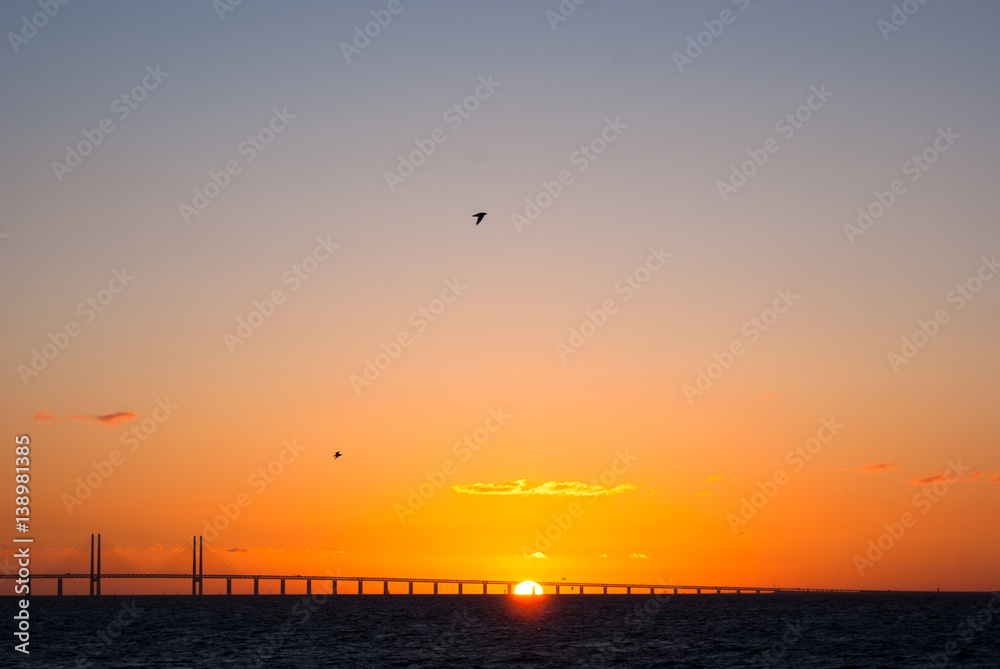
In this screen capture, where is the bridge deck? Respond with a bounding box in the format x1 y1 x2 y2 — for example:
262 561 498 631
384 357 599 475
0 573 861 593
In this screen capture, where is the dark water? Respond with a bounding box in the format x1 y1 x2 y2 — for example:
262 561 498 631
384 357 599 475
9 592 1000 668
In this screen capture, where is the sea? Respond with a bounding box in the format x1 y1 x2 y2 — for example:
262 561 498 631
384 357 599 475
9 592 1000 668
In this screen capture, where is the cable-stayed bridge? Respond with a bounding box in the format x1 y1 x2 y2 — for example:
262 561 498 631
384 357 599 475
1 534 865 596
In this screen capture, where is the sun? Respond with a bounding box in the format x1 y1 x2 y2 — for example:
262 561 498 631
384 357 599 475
513 580 544 595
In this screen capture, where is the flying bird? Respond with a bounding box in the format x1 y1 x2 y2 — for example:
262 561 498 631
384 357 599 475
472 212 487 225
333 451 342 459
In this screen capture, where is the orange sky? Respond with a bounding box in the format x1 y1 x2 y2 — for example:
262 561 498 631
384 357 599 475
3 2 1000 595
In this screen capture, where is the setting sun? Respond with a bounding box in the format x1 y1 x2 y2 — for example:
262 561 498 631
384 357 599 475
514 581 544 595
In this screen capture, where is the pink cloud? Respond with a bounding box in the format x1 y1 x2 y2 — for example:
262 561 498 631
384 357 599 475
911 473 957 486
861 461 899 473
839 461 899 473
34 410 137 425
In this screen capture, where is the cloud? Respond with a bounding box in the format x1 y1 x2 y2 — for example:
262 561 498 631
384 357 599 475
705 475 723 482
224 546 249 553
992 473 1000 484
759 392 780 400
598 553 608 558
840 461 898 473
33 410 137 425
912 473 957 486
970 471 1000 483
861 461 899 472
451 478 637 497
148 544 163 552
630 553 649 559
694 490 713 497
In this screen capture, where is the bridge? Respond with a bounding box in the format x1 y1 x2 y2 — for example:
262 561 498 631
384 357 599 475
1 535 864 596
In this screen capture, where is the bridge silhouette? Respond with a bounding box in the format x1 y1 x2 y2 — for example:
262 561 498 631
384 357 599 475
2 534 864 596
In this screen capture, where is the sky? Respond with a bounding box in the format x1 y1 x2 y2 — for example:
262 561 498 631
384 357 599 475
2 1 999 595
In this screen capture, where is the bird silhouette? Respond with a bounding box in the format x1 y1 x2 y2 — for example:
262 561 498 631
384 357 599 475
333 451 342 459
472 212 487 225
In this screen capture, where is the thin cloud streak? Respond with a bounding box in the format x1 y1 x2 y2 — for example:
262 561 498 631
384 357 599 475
912 473 958 486
33 410 137 425
840 461 899 473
